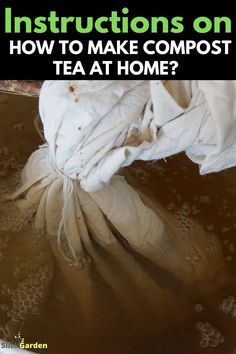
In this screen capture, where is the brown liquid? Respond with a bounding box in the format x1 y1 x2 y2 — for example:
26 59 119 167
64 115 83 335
0 93 236 354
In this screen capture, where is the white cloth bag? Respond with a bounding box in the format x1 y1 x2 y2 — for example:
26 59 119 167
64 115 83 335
12 80 187 274
10 80 226 283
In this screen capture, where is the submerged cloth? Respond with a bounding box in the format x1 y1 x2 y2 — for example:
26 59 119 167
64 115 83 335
11 81 158 269
10 80 224 281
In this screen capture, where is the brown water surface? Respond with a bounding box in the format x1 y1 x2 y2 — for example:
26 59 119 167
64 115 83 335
0 93 236 354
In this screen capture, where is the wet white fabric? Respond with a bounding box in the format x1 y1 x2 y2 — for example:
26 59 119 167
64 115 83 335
11 80 185 269
39 80 150 190
77 80 236 192
12 145 194 275
11 80 236 267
